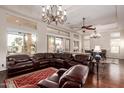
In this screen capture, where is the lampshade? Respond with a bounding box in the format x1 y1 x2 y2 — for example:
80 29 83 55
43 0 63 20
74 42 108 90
94 45 101 52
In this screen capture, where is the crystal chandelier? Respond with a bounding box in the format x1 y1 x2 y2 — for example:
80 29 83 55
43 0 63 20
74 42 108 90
90 30 101 38
42 5 67 25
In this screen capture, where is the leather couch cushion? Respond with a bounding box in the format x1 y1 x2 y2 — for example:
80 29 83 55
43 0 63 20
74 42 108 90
59 65 89 87
7 61 16 66
37 79 59 88
8 61 33 71
7 54 31 63
62 81 81 88
61 53 72 59
7 57 15 61
15 59 30 63
47 73 59 83
15 61 33 66
74 54 89 62
53 53 62 59
74 54 90 66
55 59 64 63
44 53 53 59
68 61 80 66
33 53 45 60
39 61 49 64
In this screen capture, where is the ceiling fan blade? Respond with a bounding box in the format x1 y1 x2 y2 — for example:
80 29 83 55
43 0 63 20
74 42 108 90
72 27 81 28
74 28 82 31
81 26 87 28
70 26 82 28
86 27 96 30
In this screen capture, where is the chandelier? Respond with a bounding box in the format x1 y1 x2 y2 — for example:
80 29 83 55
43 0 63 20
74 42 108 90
42 5 67 25
90 30 101 38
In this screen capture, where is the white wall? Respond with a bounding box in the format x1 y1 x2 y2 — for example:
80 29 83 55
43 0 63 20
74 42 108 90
0 9 7 71
120 30 124 59
82 30 124 59
37 22 47 53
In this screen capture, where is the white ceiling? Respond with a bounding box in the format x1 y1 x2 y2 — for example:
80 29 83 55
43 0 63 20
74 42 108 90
65 5 116 25
0 5 124 33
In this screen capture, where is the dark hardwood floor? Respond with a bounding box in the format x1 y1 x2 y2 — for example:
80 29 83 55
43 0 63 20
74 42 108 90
0 70 7 88
85 59 124 88
0 59 124 88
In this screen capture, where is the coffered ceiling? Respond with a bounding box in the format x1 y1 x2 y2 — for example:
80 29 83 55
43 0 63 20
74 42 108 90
0 5 124 33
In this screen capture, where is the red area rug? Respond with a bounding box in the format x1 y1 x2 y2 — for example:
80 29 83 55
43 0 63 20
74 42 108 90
4 67 58 88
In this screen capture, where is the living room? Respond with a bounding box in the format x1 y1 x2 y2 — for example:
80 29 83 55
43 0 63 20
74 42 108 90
0 0 124 92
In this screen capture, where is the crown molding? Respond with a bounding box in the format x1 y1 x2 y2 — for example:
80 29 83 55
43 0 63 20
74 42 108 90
0 6 74 33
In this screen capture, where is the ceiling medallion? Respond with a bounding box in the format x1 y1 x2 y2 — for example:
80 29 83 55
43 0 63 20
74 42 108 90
42 5 67 25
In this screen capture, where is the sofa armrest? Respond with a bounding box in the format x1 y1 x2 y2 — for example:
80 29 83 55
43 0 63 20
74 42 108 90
62 81 81 88
37 79 59 88
7 61 16 66
31 57 40 64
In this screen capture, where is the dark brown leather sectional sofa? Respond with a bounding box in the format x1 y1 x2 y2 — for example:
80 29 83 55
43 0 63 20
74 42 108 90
7 53 91 88
7 53 91 76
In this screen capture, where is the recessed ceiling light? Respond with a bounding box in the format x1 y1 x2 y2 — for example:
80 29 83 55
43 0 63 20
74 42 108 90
16 20 19 23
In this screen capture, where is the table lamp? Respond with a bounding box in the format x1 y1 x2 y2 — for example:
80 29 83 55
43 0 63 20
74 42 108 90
94 45 101 53
93 45 101 61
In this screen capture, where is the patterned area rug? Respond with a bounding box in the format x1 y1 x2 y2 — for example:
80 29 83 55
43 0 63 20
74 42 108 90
4 67 58 88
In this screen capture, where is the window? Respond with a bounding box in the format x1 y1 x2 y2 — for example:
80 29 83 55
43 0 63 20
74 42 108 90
110 32 120 54
73 34 79 39
84 40 90 50
73 41 79 52
47 28 70 37
110 32 120 38
47 36 55 53
47 35 65 53
83 36 90 50
7 32 36 55
65 39 70 52
110 39 120 53
55 37 64 53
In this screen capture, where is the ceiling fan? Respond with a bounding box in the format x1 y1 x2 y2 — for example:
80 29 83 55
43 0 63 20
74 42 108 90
71 18 96 32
